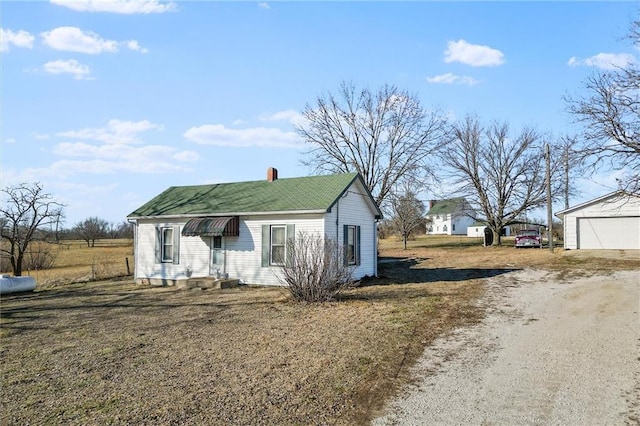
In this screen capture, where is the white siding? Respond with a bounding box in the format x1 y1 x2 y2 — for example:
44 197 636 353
426 201 476 236
227 214 325 286
467 225 485 238
134 215 325 286
324 180 378 280
426 214 451 235
132 180 380 286
562 194 640 250
452 215 475 235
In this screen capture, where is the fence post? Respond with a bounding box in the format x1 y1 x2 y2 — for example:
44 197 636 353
125 257 131 276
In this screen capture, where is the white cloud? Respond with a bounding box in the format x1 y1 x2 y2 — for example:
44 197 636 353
258 2 270 9
53 141 198 164
172 150 200 162
50 0 177 14
42 27 118 54
184 124 301 148
444 39 505 67
57 119 162 144
41 26 147 54
126 40 148 53
426 72 479 86
17 159 190 179
5 138 16 144
567 52 635 71
258 109 304 126
0 28 35 52
43 59 92 79
10 140 199 180
46 119 198 174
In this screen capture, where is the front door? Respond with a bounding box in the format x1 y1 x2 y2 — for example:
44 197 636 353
210 236 225 277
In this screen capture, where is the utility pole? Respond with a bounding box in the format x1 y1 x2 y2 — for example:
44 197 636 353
546 143 554 253
564 144 570 210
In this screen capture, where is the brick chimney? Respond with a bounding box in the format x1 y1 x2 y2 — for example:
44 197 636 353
267 167 278 182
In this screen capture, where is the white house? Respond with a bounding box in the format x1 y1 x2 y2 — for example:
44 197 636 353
127 169 383 286
555 191 640 250
425 198 476 235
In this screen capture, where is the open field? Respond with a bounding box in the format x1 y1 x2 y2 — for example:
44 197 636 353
2 239 134 286
1 235 638 424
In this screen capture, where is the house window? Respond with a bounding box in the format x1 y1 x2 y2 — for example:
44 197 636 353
155 226 179 264
270 225 286 265
452 224 456 231
212 235 222 249
346 226 356 265
343 225 361 266
162 228 173 262
261 224 295 267
443 224 448 232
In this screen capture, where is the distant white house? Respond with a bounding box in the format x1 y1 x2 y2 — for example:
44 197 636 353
127 169 383 286
425 198 476 236
555 190 640 250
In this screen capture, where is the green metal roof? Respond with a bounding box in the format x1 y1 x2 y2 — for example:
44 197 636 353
128 172 382 218
426 198 467 215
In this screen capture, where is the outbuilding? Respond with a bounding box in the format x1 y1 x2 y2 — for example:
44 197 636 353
555 191 640 250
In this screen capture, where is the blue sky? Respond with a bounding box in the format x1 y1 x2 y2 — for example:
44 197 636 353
1 0 638 226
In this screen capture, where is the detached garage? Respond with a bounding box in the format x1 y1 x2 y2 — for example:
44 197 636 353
556 191 640 250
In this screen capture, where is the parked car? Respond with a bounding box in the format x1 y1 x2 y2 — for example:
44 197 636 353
515 229 542 248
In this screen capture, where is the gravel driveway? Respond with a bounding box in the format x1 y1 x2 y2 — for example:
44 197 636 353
374 268 640 425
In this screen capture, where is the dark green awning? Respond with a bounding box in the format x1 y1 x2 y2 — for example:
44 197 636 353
182 216 239 237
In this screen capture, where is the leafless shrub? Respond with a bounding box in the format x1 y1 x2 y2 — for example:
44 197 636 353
90 254 121 280
24 247 57 271
278 232 354 302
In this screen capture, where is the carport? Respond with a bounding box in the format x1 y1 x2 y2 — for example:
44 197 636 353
556 191 640 250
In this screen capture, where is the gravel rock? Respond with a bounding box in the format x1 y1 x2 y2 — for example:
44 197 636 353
374 269 640 425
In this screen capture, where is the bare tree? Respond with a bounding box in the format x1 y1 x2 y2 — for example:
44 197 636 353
278 232 354 302
0 182 65 276
297 81 447 207
442 116 561 245
565 20 640 193
389 188 426 250
556 135 583 209
74 217 110 247
107 220 133 239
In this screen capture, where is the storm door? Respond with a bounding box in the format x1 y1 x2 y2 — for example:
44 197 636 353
210 236 225 276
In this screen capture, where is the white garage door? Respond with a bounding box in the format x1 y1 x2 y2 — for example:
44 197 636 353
578 217 640 249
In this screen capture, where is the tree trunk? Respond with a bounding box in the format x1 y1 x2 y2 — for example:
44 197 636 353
403 233 408 250
14 253 23 276
492 229 502 246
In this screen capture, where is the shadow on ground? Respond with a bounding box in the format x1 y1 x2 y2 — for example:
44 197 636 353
361 257 521 286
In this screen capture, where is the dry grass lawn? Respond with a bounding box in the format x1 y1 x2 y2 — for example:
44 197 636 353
13 240 134 286
1 236 638 425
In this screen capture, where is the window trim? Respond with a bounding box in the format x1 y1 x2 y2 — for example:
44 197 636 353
343 224 361 266
261 224 295 267
155 225 180 265
269 225 286 266
161 227 174 263
346 225 357 265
